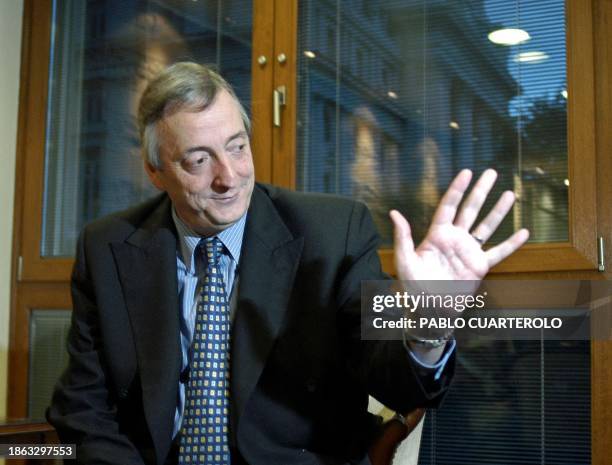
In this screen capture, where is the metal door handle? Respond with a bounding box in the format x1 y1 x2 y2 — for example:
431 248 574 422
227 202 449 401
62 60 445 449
273 85 287 127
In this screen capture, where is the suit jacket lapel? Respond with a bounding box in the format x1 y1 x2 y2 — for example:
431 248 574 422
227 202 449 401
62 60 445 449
231 186 304 432
110 195 181 463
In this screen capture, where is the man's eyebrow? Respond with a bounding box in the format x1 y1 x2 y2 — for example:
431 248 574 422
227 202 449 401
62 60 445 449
184 146 211 156
225 131 248 144
182 131 248 157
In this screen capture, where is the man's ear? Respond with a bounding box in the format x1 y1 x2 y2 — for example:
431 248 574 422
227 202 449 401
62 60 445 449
144 161 165 191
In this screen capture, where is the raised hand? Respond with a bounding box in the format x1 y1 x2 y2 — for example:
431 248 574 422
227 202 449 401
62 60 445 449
390 169 529 282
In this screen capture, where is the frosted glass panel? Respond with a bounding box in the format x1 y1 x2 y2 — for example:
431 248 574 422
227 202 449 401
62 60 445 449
28 310 72 420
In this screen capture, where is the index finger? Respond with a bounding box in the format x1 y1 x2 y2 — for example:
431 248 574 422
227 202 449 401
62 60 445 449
431 169 473 225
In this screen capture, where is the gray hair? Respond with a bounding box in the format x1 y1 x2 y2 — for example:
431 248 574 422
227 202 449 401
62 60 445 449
137 62 251 168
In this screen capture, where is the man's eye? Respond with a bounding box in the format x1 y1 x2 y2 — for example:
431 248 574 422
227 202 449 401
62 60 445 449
184 153 209 169
229 144 246 154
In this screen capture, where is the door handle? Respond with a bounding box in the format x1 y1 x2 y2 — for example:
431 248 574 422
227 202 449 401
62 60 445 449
273 85 287 127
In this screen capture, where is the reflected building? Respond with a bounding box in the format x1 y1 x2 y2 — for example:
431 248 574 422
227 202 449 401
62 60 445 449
298 0 519 243
44 0 568 255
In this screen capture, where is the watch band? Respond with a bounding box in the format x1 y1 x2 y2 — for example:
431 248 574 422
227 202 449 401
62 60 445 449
404 328 453 348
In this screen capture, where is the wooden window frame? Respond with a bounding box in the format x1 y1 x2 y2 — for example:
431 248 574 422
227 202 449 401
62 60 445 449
267 1 611 464
8 1 612 464
14 0 276 283
271 0 599 275
14 1 601 278
8 284 71 418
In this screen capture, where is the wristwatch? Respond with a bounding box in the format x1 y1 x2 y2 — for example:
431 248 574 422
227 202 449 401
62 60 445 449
403 328 453 348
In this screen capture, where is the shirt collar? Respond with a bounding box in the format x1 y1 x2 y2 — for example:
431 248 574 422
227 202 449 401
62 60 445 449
172 208 246 274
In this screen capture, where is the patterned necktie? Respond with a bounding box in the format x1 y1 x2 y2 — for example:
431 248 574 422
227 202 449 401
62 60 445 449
179 237 231 464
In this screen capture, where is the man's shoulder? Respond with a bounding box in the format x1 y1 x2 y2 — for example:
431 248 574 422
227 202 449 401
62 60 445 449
252 183 376 242
80 193 171 240
255 183 364 217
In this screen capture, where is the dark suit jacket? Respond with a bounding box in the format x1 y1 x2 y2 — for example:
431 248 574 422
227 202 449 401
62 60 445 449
48 183 454 465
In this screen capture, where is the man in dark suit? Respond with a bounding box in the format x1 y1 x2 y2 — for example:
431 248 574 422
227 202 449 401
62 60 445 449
48 62 528 464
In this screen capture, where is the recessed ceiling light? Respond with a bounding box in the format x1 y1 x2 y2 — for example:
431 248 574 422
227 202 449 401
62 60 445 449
488 28 530 46
303 50 316 59
387 91 398 99
564 179 570 187
449 121 460 130
514 51 549 63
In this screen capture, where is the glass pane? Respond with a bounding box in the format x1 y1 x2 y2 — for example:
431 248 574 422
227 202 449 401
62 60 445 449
297 0 568 246
42 0 253 257
28 310 72 419
418 340 591 464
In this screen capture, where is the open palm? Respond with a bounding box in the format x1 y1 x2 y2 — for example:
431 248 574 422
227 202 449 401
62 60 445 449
391 169 529 282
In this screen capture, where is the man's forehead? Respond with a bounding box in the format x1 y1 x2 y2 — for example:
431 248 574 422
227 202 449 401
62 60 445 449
157 104 246 152
164 94 241 125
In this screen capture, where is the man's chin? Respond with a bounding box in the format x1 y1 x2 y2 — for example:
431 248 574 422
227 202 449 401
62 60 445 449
206 210 246 231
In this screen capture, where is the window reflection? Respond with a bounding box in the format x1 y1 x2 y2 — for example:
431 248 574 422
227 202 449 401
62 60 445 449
42 0 252 257
297 0 568 245
419 340 591 465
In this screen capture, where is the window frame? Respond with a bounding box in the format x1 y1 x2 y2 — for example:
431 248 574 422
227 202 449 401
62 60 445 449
8 1 612 464
273 0 598 274
15 0 276 283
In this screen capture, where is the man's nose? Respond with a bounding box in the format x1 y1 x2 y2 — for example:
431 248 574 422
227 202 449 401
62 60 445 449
212 154 236 188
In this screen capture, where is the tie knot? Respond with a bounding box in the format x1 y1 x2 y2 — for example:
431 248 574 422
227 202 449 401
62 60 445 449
203 237 223 266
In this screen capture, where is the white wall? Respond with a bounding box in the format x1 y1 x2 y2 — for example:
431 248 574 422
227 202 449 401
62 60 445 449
0 0 24 427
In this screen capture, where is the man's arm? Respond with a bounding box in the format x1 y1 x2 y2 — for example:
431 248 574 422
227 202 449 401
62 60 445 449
337 201 455 415
47 228 145 465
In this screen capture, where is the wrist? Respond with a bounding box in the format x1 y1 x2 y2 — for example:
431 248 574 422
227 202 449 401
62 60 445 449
404 332 451 348
406 338 448 364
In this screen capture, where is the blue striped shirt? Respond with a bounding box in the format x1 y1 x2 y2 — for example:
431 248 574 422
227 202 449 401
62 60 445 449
171 209 246 438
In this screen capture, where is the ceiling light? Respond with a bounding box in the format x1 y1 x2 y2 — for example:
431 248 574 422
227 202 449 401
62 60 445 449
449 121 460 130
561 90 568 99
564 179 570 187
303 50 316 59
387 91 398 99
514 51 549 63
488 28 530 46
535 166 545 175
